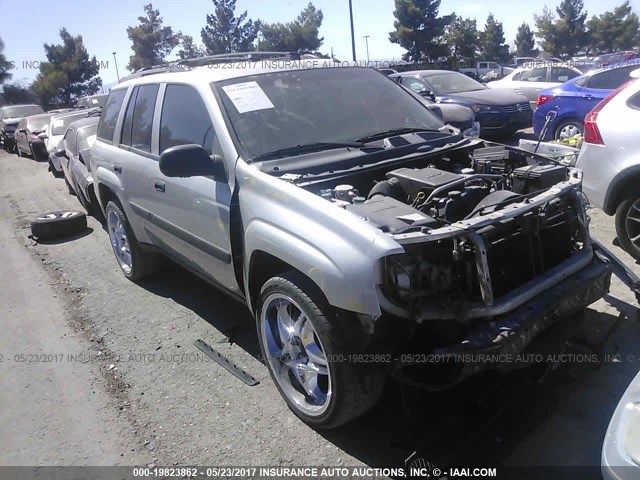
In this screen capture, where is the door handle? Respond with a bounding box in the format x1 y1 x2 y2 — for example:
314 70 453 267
154 180 166 192
583 94 594 100
112 164 122 174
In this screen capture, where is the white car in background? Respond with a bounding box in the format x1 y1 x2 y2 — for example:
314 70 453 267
45 110 96 177
487 63 582 104
575 68 640 262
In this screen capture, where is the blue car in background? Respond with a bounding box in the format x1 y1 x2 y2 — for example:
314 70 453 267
533 60 640 141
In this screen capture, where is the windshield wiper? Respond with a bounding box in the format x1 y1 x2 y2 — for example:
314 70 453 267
355 127 440 143
251 142 366 162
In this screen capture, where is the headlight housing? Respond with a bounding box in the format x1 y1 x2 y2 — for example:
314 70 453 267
471 104 494 113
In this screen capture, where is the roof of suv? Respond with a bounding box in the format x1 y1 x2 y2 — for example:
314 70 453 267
113 58 352 90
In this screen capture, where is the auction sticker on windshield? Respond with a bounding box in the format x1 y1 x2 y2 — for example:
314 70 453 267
221 81 275 114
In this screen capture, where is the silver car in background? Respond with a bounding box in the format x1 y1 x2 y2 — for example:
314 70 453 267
575 69 640 261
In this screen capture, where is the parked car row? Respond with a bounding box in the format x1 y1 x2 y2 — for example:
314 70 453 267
1 102 102 217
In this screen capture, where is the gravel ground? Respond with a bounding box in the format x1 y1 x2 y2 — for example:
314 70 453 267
0 143 639 470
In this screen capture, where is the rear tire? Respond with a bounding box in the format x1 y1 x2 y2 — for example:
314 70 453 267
49 159 64 178
615 196 640 262
256 271 385 429
105 200 162 281
554 120 582 141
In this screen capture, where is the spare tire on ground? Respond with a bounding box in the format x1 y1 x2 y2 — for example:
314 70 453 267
30 211 87 241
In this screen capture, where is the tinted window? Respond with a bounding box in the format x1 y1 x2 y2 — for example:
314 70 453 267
160 85 214 154
121 87 137 147
97 89 127 142
550 67 579 83
520 68 547 82
513 72 522 81
587 67 634 90
574 76 589 87
78 128 98 152
131 84 159 152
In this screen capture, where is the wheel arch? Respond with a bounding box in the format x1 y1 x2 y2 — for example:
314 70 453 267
603 166 640 215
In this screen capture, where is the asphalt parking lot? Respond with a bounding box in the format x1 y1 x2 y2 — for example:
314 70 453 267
1 143 639 473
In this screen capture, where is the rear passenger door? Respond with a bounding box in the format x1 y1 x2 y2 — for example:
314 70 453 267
150 84 238 293
575 65 638 119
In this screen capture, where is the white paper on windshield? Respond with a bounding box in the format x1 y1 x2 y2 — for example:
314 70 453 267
222 81 274 114
52 119 64 128
87 134 96 148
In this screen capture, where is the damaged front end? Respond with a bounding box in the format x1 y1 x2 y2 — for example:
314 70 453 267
370 151 612 389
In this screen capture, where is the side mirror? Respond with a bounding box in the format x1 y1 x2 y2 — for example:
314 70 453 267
426 105 444 121
159 144 227 181
54 147 66 158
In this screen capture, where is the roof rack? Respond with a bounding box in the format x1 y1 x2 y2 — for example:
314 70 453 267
176 51 301 68
118 51 302 83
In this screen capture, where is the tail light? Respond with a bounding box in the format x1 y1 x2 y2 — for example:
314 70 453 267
537 95 555 107
584 79 634 145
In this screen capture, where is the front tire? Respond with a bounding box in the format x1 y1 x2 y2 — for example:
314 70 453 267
615 196 640 262
105 200 161 281
256 272 384 429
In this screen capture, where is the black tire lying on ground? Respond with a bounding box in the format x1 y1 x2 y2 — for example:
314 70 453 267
30 211 87 241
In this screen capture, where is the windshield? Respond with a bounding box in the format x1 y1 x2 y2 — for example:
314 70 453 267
421 72 487 95
214 67 444 161
51 113 87 136
78 127 98 151
29 117 50 131
0 105 44 120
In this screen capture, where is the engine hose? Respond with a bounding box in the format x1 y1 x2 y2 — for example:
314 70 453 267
367 177 406 201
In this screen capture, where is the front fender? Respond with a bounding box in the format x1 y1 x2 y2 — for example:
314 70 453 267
237 162 404 316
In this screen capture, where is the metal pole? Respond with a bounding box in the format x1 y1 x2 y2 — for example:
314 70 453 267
363 35 370 63
112 52 120 82
348 0 356 61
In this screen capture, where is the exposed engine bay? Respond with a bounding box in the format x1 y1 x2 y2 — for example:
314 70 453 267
275 140 611 389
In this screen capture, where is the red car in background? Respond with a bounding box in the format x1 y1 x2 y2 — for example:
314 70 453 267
14 113 52 161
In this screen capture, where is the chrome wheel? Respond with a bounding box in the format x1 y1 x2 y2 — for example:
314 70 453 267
107 207 132 274
260 293 331 416
625 200 640 249
558 123 581 140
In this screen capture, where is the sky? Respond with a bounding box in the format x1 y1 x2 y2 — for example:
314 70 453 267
1 0 638 89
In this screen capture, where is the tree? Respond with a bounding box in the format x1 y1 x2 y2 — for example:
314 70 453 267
201 0 258 54
479 13 510 62
444 16 479 61
2 83 39 104
534 7 561 55
0 37 12 85
535 0 589 56
514 22 538 57
177 34 206 60
127 4 179 71
587 2 640 53
32 29 102 107
389 0 453 62
257 3 324 52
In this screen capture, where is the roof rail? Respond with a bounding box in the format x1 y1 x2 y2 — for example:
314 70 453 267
118 51 302 83
176 51 301 68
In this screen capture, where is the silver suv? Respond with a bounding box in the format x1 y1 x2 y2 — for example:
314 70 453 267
92 53 611 429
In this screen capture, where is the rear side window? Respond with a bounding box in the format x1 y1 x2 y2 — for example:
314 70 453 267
587 67 634 90
159 84 214 154
520 68 547 82
97 89 127 142
550 67 579 83
131 84 159 152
